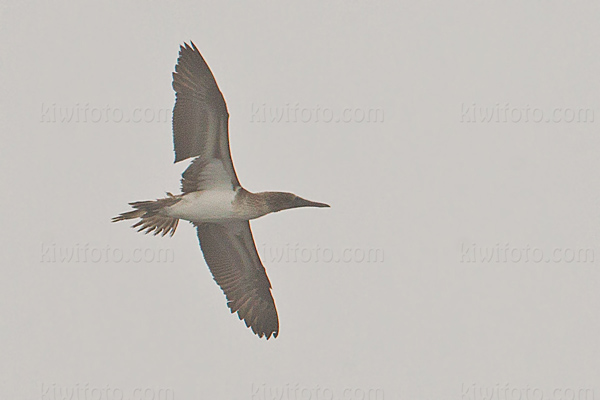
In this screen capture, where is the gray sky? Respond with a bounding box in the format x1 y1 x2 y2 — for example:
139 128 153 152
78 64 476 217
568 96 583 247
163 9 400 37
1 1 600 399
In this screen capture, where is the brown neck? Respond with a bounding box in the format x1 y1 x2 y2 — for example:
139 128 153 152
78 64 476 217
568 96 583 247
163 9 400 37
235 189 296 214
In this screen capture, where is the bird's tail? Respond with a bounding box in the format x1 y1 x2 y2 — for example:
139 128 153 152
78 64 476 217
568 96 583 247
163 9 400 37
112 193 182 237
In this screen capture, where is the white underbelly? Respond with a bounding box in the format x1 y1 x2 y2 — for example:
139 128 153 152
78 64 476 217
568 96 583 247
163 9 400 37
165 190 238 222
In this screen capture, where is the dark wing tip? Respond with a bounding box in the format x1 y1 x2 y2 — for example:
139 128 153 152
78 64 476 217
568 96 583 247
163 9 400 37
264 326 279 340
231 297 279 340
253 312 279 340
177 40 200 60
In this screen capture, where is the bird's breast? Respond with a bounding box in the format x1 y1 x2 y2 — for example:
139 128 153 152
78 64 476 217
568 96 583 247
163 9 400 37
165 190 238 222
164 189 268 222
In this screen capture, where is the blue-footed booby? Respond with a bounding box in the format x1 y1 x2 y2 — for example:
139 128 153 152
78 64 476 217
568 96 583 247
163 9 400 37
113 42 329 339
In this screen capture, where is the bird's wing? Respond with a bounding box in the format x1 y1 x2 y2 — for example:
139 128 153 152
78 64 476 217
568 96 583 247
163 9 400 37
196 221 279 339
172 41 240 191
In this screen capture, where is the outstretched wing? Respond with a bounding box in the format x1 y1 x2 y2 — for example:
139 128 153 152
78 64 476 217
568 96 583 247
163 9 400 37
196 221 279 339
172 41 240 190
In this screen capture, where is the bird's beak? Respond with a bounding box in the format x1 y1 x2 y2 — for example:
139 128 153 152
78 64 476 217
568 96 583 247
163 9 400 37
293 197 330 208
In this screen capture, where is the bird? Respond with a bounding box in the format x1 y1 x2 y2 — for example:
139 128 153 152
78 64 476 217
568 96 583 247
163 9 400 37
112 41 329 339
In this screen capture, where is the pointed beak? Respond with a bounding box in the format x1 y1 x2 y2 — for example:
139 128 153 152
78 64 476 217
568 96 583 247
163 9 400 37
293 197 330 208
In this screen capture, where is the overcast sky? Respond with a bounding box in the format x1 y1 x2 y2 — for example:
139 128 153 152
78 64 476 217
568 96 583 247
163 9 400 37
1 1 600 399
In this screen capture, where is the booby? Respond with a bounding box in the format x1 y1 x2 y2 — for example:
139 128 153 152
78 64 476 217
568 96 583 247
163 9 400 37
112 42 329 339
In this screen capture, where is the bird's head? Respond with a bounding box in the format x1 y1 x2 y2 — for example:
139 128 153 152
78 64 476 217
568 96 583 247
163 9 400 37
263 192 330 213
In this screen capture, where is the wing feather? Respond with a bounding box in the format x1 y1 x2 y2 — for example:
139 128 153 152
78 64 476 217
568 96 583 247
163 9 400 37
196 221 279 339
172 41 240 189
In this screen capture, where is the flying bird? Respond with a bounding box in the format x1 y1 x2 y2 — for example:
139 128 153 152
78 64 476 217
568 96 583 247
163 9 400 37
112 42 329 339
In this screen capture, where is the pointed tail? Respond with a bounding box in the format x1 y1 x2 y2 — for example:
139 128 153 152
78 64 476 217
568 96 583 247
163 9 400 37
112 193 182 237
